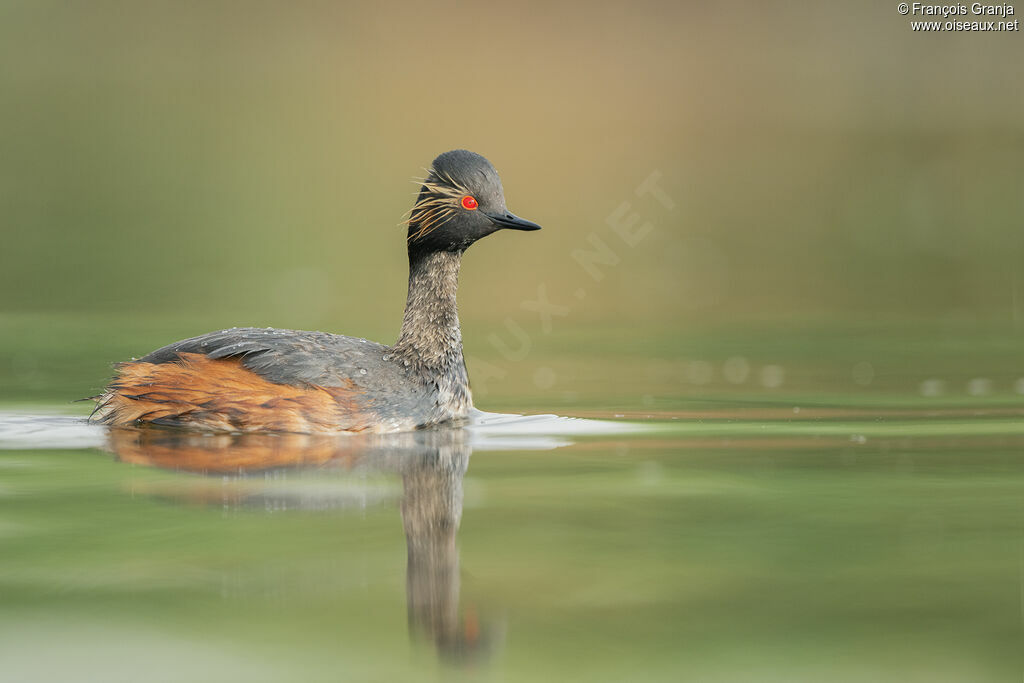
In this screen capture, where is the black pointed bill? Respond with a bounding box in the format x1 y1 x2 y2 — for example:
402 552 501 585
487 211 542 231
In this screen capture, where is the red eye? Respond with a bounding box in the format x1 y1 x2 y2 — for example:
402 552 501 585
461 195 478 210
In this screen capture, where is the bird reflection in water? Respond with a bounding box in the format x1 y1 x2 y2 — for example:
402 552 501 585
105 426 495 663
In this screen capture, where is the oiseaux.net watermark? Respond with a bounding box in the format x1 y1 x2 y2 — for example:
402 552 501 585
898 2 1020 30
466 170 674 399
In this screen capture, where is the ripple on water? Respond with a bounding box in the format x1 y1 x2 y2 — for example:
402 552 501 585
0 409 646 454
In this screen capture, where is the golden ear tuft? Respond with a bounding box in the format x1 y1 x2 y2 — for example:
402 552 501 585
403 166 473 241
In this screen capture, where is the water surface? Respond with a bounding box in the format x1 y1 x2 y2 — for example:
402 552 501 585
2 394 1024 682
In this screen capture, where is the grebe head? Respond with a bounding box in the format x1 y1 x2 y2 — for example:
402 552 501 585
406 150 541 253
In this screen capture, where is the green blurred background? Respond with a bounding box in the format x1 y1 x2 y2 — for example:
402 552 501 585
1 1 1023 409
3 6 1024 680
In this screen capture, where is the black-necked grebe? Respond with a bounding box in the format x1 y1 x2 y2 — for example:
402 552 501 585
91 150 541 433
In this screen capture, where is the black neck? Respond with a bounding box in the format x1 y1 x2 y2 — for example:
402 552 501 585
395 249 465 369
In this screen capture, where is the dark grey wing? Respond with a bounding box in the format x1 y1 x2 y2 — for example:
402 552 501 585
139 327 398 388
138 327 440 426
